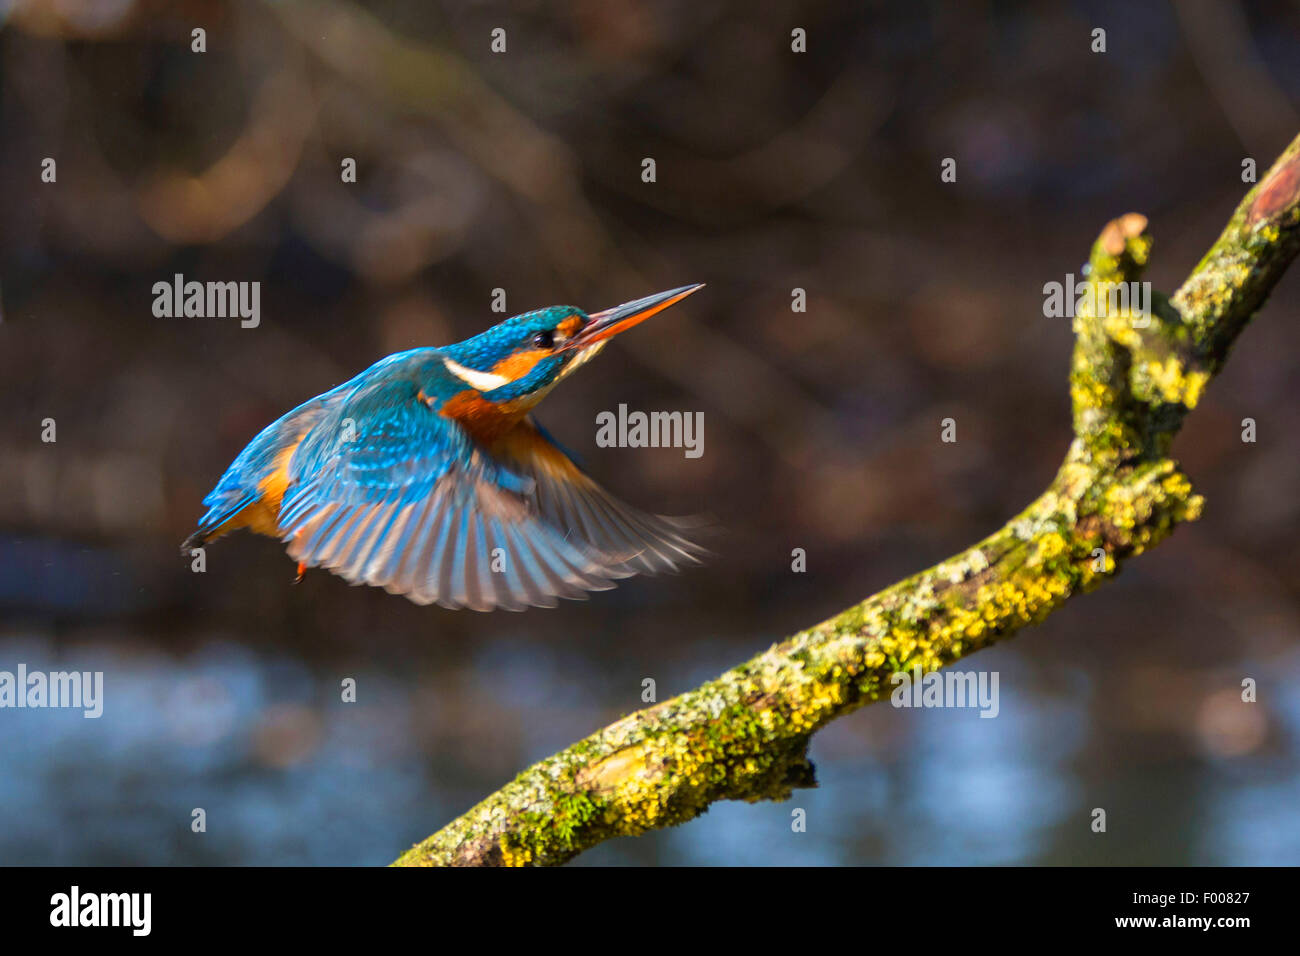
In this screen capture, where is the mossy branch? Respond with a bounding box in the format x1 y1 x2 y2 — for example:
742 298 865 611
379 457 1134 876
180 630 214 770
393 133 1300 867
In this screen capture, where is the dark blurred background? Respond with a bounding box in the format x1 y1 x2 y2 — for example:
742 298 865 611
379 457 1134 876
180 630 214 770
2 0 1298 865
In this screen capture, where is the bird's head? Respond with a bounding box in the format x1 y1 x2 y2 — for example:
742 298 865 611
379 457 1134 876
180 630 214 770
439 284 703 408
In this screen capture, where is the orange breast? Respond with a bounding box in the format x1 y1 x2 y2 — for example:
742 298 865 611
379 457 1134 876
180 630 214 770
439 389 530 443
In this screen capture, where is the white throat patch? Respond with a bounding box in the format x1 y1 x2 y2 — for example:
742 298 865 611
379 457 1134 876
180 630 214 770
442 356 511 392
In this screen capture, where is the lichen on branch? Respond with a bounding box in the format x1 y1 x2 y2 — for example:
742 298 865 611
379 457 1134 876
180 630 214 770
393 132 1300 868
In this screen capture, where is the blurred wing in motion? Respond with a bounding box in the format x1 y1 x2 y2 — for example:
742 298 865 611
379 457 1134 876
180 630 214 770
489 420 706 577
276 374 704 610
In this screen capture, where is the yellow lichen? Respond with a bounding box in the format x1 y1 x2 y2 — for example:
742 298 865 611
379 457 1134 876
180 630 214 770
499 839 533 867
1142 357 1209 407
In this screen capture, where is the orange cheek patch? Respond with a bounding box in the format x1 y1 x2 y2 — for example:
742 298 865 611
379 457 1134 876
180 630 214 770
492 348 549 381
557 316 583 338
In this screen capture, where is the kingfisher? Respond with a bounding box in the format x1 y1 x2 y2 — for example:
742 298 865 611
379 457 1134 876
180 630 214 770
183 285 706 611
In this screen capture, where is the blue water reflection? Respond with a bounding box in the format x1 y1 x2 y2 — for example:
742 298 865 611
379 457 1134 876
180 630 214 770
1 636 1297 865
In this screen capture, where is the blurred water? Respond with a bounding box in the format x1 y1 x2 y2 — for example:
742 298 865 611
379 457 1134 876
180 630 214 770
0 635 431 865
3 632 1294 865
1199 659 1300 865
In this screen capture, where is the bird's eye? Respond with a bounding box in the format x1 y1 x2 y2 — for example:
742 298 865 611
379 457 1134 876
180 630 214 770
532 330 555 349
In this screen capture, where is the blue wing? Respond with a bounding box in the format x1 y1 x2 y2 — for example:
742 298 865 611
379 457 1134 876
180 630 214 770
185 392 336 549
185 349 436 549
275 361 703 610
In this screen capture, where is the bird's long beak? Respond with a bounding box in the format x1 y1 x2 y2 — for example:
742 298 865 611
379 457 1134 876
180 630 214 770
565 284 704 351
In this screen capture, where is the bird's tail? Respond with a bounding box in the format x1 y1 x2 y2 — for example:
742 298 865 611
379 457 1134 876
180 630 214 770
181 394 335 557
180 495 253 555
180 528 213 555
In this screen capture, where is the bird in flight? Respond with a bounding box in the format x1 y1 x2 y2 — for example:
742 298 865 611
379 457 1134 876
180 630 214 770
183 285 707 610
